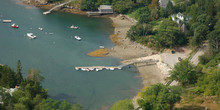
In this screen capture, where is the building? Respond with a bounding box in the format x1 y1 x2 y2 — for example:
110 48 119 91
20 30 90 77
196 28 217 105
159 0 170 8
87 5 113 16
171 12 192 24
98 5 114 14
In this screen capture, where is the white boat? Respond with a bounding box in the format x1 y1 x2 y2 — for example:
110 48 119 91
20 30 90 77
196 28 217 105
2 20 12 23
74 36 81 41
38 27 43 31
70 25 79 29
27 33 36 39
109 68 115 70
99 46 104 49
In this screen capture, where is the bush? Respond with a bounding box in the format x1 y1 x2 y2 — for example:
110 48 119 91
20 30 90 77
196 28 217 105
110 99 134 110
199 55 211 65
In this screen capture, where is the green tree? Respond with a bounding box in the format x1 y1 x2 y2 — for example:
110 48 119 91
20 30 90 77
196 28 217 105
37 98 61 110
192 24 209 46
169 60 197 86
156 19 186 48
208 29 220 55
112 0 134 14
71 104 83 110
110 99 134 110
134 7 151 23
16 60 23 84
137 84 181 110
166 1 174 15
59 100 71 110
26 69 44 84
136 0 151 6
148 0 159 11
14 103 28 110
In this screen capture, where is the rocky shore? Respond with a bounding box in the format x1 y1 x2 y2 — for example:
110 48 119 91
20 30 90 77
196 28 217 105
108 15 168 86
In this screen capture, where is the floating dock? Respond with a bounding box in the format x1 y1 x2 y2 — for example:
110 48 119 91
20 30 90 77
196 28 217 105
75 55 160 72
75 66 122 72
2 20 12 23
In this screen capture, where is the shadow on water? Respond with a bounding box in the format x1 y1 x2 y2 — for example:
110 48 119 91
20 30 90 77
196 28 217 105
51 93 77 104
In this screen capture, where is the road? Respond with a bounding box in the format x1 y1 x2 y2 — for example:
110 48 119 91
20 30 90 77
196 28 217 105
190 41 209 65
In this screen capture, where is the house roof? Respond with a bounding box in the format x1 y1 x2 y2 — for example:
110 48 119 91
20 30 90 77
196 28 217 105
99 5 112 10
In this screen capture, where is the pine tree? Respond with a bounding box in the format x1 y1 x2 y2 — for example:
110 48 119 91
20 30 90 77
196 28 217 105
16 60 23 84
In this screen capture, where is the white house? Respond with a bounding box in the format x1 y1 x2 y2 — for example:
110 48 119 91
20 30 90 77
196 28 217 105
171 12 191 24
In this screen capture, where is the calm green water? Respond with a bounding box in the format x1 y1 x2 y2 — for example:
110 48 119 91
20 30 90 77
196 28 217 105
0 0 143 109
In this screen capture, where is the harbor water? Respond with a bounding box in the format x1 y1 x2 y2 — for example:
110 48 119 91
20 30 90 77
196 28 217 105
0 0 143 109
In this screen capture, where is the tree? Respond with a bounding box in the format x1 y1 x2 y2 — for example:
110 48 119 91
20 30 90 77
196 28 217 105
112 0 134 14
16 60 23 84
192 24 209 46
148 0 159 11
14 103 28 110
37 98 61 110
169 60 198 86
156 19 186 48
110 99 134 110
166 1 174 15
208 29 220 55
137 84 181 110
151 8 159 20
137 0 152 6
134 7 151 23
26 69 44 84
71 104 83 110
59 100 71 110
127 24 143 41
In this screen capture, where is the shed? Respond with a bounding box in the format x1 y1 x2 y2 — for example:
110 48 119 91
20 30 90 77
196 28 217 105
98 5 113 14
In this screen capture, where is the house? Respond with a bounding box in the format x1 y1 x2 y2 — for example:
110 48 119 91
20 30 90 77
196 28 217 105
159 0 170 8
87 5 113 16
171 12 192 24
98 5 114 14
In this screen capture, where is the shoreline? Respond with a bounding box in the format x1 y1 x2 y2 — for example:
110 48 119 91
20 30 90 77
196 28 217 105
108 15 166 86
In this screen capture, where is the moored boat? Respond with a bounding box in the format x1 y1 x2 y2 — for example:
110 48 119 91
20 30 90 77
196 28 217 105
38 27 43 31
2 20 12 23
27 33 36 39
74 36 81 41
70 25 79 29
11 23 19 28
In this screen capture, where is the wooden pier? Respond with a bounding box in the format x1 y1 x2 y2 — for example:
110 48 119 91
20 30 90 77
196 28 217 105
43 0 73 15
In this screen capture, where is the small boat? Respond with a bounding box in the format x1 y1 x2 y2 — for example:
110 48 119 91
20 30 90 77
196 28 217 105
11 23 19 28
27 33 36 39
2 20 12 23
38 27 43 31
43 12 50 15
110 68 115 70
70 25 79 29
95 68 102 71
74 36 81 41
99 46 104 49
